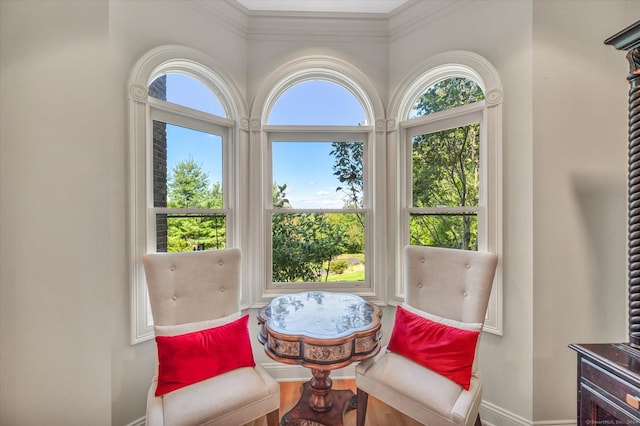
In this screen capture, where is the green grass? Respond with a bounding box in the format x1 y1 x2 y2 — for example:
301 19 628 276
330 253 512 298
324 255 365 282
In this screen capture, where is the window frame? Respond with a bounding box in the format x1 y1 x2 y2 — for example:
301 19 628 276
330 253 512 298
128 46 246 344
248 56 387 306
390 51 503 335
264 126 373 293
403 102 485 249
147 100 234 253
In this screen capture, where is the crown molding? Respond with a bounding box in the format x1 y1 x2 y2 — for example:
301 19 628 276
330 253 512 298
190 0 250 36
189 0 466 41
388 0 470 40
246 13 389 41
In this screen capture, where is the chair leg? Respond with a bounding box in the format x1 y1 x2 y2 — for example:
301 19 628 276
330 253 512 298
356 388 369 426
266 409 279 426
474 413 482 426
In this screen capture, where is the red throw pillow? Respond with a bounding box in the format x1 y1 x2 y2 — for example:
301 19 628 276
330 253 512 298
387 306 479 390
155 314 255 396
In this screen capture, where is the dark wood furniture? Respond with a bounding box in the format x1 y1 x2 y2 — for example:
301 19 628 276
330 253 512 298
570 344 640 424
570 20 640 426
257 291 382 426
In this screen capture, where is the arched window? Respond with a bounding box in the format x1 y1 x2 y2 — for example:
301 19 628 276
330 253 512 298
148 72 228 255
394 52 503 334
149 72 226 116
267 79 369 289
250 58 385 300
407 76 484 250
128 46 243 343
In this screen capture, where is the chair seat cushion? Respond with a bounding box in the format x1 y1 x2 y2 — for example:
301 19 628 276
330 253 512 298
155 315 255 396
158 365 280 426
356 350 482 426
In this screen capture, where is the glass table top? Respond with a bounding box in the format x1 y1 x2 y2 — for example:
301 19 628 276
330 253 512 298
262 291 378 339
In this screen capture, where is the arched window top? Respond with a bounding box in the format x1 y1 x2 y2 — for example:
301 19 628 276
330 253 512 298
408 76 485 119
149 72 226 117
391 51 503 121
252 56 384 128
129 45 247 120
268 79 366 125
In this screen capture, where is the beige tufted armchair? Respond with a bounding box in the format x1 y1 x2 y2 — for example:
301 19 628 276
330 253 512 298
356 245 498 426
142 248 280 426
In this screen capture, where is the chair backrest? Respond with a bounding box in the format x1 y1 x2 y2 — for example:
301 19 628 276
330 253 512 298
142 248 241 326
404 245 498 324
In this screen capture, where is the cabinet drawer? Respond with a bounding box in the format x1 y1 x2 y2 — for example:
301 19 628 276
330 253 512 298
580 382 640 424
582 358 640 414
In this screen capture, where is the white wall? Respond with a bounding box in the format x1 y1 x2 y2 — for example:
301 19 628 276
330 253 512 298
531 0 637 422
1 1 638 425
0 1 114 424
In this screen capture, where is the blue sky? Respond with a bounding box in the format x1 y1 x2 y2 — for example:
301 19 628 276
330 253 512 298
163 75 365 208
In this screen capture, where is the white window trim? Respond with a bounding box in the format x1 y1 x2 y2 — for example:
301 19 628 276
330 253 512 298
265 127 373 294
249 56 387 306
388 50 504 335
127 45 247 344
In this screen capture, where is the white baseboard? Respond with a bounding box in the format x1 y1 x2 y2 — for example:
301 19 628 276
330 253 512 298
480 399 576 426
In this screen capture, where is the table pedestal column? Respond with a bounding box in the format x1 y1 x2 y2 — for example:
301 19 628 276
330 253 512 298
280 369 357 426
308 369 333 411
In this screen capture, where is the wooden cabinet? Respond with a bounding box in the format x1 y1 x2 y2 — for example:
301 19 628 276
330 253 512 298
570 344 640 425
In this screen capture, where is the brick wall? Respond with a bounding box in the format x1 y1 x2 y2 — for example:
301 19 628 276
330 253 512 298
149 76 167 252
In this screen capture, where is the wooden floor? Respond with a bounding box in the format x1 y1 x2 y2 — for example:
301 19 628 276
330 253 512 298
243 379 423 426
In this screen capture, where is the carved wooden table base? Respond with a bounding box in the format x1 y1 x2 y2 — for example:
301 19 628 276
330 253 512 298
280 374 357 426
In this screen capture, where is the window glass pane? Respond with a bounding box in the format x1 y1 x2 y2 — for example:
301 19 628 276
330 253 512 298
272 212 365 283
156 213 226 253
153 121 223 209
409 77 484 119
412 123 480 208
149 73 226 117
273 141 363 209
410 213 477 251
269 80 366 125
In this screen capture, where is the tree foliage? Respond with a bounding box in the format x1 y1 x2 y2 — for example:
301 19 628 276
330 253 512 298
410 77 484 250
271 183 349 282
329 141 365 252
413 76 485 115
331 141 363 208
166 158 225 252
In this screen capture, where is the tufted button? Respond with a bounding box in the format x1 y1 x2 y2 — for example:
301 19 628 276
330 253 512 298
420 258 425 263
220 287 225 293
463 291 468 297
465 264 471 269
172 295 177 301
417 283 423 288
218 260 224 266
170 266 176 271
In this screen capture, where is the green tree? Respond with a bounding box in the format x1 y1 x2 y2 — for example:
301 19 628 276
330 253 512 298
166 158 225 252
331 141 363 209
168 157 211 208
329 141 365 252
413 76 485 115
271 184 348 282
410 77 484 250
